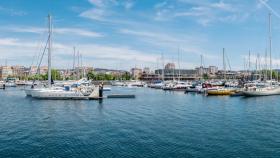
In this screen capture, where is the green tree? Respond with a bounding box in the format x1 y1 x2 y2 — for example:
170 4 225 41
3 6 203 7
51 69 62 80
203 73 209 80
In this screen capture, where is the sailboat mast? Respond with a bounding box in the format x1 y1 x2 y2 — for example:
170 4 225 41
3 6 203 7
156 58 159 80
243 57 246 79
77 51 80 79
48 14 52 87
269 12 272 81
81 53 85 78
223 48 226 80
257 53 260 80
200 54 204 78
161 53 165 81
178 48 181 81
73 46 76 80
265 48 267 81
249 50 251 71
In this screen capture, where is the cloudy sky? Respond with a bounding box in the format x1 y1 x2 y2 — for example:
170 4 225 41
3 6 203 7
0 0 279 70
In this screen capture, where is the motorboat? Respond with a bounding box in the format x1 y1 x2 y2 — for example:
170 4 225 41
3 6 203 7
0 81 5 89
162 81 175 90
111 81 125 86
171 81 192 91
126 80 145 87
5 81 16 87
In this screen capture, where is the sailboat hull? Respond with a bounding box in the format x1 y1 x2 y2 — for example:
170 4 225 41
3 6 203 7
207 89 235 95
243 87 280 97
24 88 43 96
31 90 86 100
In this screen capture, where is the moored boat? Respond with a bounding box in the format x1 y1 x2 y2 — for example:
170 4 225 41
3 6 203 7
242 86 280 97
207 88 236 96
171 82 191 91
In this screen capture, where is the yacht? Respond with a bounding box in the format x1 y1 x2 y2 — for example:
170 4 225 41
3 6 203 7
171 81 192 91
242 81 280 96
242 13 280 97
126 80 145 87
111 81 125 86
162 81 175 90
0 81 5 89
5 81 16 87
30 85 96 99
242 85 280 96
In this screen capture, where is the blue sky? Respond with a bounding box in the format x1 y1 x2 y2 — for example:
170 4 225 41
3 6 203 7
0 0 279 70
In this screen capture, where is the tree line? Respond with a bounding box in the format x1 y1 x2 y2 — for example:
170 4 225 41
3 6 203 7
11 70 132 81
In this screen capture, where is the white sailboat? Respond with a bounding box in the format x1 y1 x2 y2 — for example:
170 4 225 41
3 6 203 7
29 14 97 99
243 13 280 96
24 14 54 96
31 86 87 99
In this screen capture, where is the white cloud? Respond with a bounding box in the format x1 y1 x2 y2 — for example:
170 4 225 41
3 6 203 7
0 37 161 69
156 0 250 26
119 29 188 43
79 44 159 63
8 27 45 34
1 26 104 38
119 28 218 63
174 6 210 17
210 1 235 12
55 28 103 37
80 0 134 21
0 38 21 46
80 8 107 21
0 6 27 16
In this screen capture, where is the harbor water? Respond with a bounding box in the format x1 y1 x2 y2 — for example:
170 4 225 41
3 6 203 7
1 87 280 157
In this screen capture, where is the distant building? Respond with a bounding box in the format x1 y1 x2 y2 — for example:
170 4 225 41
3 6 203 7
165 63 175 70
12 65 26 78
195 66 208 76
208 66 218 74
28 66 48 75
39 66 48 75
195 66 219 78
143 67 150 74
216 70 238 79
131 68 142 80
94 68 124 75
29 66 38 75
0 66 13 80
152 69 197 80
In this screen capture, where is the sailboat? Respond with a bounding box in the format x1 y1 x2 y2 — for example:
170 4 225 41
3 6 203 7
29 14 97 99
207 48 236 95
242 13 280 97
25 23 51 96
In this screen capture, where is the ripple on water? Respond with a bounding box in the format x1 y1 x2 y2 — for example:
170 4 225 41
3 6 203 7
1 87 280 157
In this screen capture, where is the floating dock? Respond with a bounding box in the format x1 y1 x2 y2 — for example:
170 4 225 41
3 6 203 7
32 94 135 100
89 94 135 100
107 94 135 98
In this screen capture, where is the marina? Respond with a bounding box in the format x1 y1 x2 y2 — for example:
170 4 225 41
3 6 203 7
2 0 280 157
